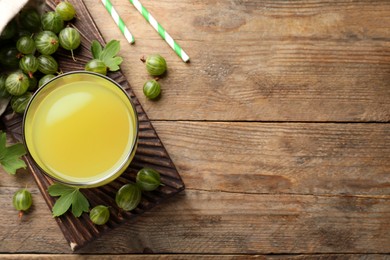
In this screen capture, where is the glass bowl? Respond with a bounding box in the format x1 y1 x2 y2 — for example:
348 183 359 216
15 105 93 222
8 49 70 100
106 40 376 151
23 71 138 187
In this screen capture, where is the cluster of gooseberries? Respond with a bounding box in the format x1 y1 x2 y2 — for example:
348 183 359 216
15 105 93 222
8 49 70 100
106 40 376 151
11 168 161 223
91 167 162 225
141 54 167 100
0 1 80 114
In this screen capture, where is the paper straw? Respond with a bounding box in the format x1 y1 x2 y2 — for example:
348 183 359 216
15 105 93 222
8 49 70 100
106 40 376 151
101 0 135 44
128 0 190 62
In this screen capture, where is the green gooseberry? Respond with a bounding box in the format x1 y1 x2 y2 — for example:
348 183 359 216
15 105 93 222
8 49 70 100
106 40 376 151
143 80 161 99
19 54 39 78
13 189 33 218
85 59 107 75
56 1 76 21
16 36 36 55
35 31 59 55
0 47 20 69
89 205 110 225
115 184 141 211
5 71 29 96
37 55 59 75
59 27 81 61
38 74 56 87
136 168 161 191
11 92 33 114
19 8 41 32
41 11 65 34
145 54 167 76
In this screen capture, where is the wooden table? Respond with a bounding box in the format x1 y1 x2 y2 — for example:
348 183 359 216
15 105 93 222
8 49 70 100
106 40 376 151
1 0 389 258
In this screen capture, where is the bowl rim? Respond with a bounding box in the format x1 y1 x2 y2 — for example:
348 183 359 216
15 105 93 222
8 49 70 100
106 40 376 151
22 70 139 187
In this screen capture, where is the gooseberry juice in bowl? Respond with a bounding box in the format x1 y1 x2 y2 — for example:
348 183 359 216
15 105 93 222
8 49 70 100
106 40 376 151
23 71 138 187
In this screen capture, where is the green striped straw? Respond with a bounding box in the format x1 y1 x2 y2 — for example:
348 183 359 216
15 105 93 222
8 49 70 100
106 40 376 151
101 0 135 44
128 0 190 62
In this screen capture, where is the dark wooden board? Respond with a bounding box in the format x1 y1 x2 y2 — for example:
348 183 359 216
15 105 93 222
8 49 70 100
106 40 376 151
1 0 185 251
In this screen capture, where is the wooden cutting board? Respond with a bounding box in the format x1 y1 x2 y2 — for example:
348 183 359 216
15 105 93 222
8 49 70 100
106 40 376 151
1 0 185 251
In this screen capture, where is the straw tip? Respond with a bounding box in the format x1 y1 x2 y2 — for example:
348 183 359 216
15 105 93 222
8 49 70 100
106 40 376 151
182 54 190 63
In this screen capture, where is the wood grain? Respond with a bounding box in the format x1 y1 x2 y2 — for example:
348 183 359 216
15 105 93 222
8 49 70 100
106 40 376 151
151 121 390 195
85 0 390 122
1 122 389 254
0 185 389 254
80 193 390 254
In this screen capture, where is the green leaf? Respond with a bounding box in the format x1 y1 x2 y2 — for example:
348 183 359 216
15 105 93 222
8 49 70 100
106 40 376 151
0 131 27 175
91 40 102 59
48 183 75 196
105 56 123 71
99 40 120 64
52 191 75 217
6 143 26 158
0 132 7 159
48 183 90 217
71 190 90 217
92 39 123 72
2 157 26 175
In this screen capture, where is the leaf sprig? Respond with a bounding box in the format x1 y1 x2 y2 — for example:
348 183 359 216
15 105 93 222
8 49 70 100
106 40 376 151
0 131 26 175
48 183 90 217
91 40 123 72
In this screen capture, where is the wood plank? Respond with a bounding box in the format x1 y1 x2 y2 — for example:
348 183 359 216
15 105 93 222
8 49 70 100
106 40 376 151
0 254 389 260
0 186 389 254
84 0 390 122
151 121 390 195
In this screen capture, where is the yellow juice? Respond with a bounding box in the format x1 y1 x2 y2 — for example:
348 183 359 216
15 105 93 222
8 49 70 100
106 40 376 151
23 72 138 187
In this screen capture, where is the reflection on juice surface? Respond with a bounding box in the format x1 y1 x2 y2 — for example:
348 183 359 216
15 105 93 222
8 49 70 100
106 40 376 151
25 77 136 185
